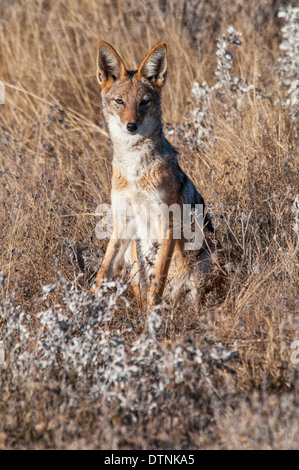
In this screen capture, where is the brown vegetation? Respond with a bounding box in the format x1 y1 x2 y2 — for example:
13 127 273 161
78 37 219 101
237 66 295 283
0 0 298 449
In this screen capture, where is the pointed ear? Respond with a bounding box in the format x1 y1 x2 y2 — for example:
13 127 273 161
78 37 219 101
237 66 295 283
137 43 167 88
97 41 127 89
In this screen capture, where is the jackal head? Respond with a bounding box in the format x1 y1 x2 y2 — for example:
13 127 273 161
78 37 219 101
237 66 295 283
97 41 167 143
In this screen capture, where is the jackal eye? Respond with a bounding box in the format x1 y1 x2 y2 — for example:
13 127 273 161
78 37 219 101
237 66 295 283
115 98 124 105
140 99 150 107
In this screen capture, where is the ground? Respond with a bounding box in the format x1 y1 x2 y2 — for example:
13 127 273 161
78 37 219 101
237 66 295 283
0 0 298 450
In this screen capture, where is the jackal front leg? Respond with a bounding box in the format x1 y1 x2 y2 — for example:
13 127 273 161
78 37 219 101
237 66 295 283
148 223 175 307
93 229 130 295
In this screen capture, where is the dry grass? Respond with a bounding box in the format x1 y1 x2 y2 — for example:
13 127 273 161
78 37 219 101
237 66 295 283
0 0 298 449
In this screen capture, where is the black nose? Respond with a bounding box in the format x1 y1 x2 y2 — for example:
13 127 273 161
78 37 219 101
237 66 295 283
127 122 138 133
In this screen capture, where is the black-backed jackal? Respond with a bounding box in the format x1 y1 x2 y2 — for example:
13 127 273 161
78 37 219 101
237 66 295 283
93 41 225 308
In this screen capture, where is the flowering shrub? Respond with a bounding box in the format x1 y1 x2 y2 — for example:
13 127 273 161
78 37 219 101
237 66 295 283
171 26 255 151
1 268 297 449
0 0 298 450
0 273 211 405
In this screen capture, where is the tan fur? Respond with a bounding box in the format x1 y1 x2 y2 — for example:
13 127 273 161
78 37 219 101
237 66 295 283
112 170 128 191
93 41 226 308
